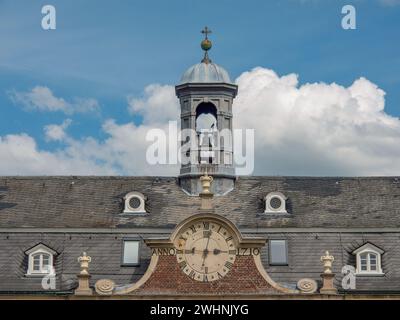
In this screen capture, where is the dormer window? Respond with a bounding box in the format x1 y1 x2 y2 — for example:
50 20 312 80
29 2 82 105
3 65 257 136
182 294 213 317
123 192 147 214
25 244 56 276
265 192 287 214
352 243 384 276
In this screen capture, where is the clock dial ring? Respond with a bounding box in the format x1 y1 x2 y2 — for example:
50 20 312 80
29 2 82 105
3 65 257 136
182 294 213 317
176 220 237 282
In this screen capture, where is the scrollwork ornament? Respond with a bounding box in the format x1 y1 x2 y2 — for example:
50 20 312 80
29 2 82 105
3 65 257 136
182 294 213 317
95 279 115 295
297 278 318 293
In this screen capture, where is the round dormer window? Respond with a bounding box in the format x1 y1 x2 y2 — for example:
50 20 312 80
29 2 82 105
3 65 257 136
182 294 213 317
129 197 141 210
269 197 282 210
123 192 147 214
265 192 287 214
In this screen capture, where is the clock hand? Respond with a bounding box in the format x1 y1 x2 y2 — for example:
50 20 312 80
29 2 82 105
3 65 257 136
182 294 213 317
201 236 211 267
213 249 229 255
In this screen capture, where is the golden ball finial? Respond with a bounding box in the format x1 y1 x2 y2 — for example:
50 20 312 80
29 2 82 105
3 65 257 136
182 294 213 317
201 38 212 51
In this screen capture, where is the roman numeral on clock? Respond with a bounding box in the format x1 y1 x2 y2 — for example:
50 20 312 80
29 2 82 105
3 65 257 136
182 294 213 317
224 261 233 270
189 225 196 233
189 270 196 279
203 274 209 282
178 261 187 269
203 221 210 230
225 236 233 242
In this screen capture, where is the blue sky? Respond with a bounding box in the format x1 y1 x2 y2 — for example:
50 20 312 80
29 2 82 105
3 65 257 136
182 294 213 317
0 0 399 175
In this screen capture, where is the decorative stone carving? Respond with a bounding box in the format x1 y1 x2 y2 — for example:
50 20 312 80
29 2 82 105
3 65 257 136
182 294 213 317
320 250 334 274
199 173 214 210
320 251 338 295
95 279 115 295
78 252 91 275
200 173 213 194
297 278 318 294
74 252 93 296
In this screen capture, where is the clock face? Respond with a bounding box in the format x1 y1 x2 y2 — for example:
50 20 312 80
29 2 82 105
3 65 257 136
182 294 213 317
175 220 237 282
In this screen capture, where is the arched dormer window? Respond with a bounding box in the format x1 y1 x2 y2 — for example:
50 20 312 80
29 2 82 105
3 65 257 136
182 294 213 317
25 244 56 276
265 192 287 214
352 243 384 276
123 191 147 214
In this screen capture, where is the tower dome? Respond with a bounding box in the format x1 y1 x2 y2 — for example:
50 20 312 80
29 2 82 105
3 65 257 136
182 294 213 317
179 26 232 84
180 62 232 84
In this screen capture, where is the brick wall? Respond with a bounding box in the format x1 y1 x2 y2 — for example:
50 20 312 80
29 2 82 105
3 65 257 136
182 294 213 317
135 255 281 295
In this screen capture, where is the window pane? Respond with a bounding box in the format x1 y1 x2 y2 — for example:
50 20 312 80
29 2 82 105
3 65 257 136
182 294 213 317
42 254 50 266
360 253 367 260
269 240 287 265
361 264 367 271
369 253 377 271
123 241 139 264
33 255 41 271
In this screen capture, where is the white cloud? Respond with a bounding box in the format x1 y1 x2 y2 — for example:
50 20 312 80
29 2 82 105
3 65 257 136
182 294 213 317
0 133 116 175
1 67 400 176
9 86 99 114
127 84 179 125
234 67 400 175
44 119 72 141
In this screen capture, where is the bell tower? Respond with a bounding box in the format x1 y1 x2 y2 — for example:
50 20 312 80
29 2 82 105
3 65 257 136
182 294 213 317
175 27 238 195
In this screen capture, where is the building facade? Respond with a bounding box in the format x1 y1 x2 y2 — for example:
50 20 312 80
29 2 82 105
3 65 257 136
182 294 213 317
0 29 400 299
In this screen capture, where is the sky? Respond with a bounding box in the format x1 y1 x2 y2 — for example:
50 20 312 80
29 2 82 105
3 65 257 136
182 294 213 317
0 0 399 176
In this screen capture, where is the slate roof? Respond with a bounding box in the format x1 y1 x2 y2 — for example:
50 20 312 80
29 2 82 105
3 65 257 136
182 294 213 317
0 232 399 293
1 176 400 294
1 176 400 229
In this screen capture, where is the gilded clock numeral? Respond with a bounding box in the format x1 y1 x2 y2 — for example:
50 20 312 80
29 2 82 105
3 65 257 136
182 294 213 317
189 270 196 279
203 274 209 282
203 221 210 230
224 261 233 270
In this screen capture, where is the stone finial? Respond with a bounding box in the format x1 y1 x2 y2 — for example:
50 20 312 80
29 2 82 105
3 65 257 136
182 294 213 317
200 173 213 194
77 252 92 275
199 173 214 210
320 250 334 274
319 250 337 295
75 252 93 296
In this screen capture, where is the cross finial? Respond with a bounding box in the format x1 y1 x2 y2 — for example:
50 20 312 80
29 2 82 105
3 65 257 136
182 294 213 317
200 26 212 63
201 26 212 39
